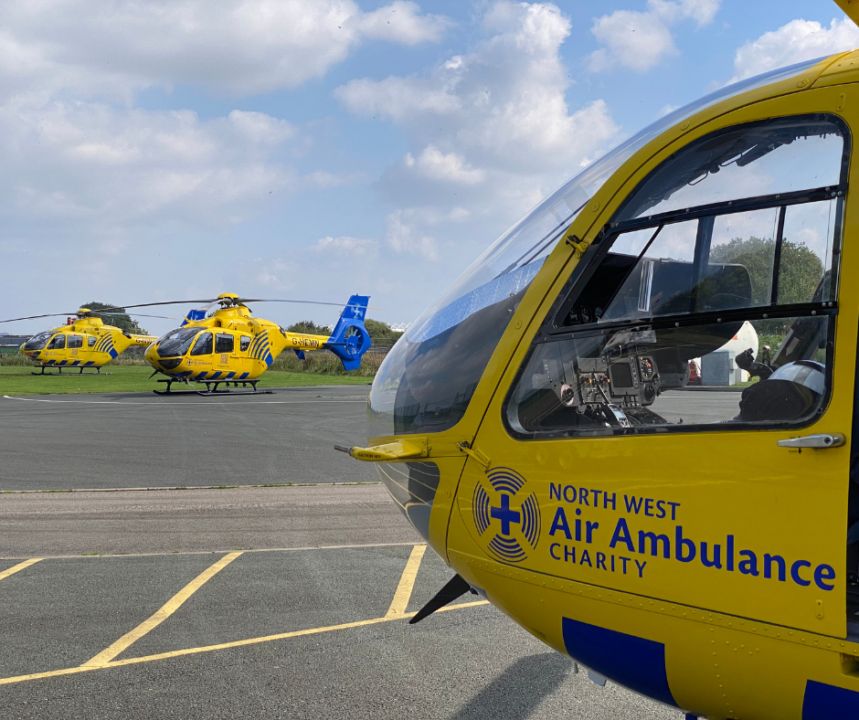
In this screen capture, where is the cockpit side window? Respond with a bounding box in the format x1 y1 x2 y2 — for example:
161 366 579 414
190 332 213 356
506 114 848 439
47 334 66 350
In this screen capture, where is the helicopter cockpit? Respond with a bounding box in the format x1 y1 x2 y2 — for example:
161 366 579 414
367 60 839 441
23 330 55 352
504 113 845 437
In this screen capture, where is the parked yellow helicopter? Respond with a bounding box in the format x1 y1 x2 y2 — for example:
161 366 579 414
3 308 161 374
340 6 859 718
108 293 372 395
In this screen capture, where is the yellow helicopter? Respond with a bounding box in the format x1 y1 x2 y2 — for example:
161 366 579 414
4 308 161 375
338 5 859 718
107 292 372 395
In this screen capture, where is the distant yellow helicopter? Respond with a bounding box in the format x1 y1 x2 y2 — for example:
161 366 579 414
110 292 372 395
340 5 859 718
3 308 161 374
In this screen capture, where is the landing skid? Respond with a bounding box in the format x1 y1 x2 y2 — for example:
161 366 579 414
31 365 110 376
153 378 273 396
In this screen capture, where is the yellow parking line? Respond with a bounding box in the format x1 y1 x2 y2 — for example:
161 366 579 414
385 544 426 618
83 551 242 668
0 558 42 581
0 600 490 687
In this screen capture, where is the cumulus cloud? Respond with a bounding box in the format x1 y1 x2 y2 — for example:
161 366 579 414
0 0 452 99
729 17 859 83
313 235 379 254
589 0 721 73
0 101 297 227
336 1 620 267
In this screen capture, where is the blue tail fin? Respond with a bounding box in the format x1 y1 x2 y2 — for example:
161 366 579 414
181 308 208 326
326 295 371 371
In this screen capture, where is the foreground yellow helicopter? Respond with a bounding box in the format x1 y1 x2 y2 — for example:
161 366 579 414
339 5 859 718
109 293 372 395
4 308 160 374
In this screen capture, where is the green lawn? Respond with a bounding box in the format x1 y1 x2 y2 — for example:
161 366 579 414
0 365 371 396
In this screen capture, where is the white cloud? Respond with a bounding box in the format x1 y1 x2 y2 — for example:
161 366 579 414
313 235 379 254
0 99 297 227
730 18 859 83
404 147 485 185
589 0 721 73
385 210 438 260
336 1 620 266
0 1 451 99
356 1 452 45
589 10 677 73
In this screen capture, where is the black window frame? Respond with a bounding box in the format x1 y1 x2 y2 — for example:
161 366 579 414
189 332 214 356
215 333 234 354
67 334 83 349
239 335 251 352
47 334 66 350
504 113 850 441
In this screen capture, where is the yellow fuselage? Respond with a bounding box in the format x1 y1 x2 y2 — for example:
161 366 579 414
144 305 330 382
21 316 155 369
363 45 859 720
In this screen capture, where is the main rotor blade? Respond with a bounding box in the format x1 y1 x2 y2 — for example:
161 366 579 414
238 298 381 310
98 297 380 312
0 312 85 324
93 312 177 320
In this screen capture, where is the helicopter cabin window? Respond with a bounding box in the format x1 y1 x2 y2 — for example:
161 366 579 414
239 335 251 352
505 114 848 438
215 333 234 354
189 332 213 356
47 334 66 350
87 335 97 347
67 334 83 349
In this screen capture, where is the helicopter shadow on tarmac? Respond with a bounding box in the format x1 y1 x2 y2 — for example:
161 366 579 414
448 652 573 720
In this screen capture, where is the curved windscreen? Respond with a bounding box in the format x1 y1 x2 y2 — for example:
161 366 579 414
367 58 826 438
156 327 199 357
23 330 53 351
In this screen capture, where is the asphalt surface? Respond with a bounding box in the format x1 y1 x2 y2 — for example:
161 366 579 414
0 386 376 491
0 484 419 557
0 386 742 492
0 387 690 718
0 533 683 720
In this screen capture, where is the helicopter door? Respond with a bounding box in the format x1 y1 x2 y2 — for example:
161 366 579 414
454 108 855 638
214 333 234 376
188 331 214 376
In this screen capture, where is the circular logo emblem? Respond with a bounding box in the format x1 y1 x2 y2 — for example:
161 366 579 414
472 467 541 563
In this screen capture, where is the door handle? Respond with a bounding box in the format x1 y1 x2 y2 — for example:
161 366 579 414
776 433 845 449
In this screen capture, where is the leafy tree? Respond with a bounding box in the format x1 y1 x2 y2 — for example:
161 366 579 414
287 320 331 336
364 318 403 341
81 301 148 335
708 236 823 305
709 236 824 337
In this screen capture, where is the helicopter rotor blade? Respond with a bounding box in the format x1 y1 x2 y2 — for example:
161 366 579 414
97 297 380 312
0 312 89 324
236 298 381 310
91 312 177 320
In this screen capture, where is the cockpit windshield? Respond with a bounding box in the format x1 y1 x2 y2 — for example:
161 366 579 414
23 330 54 351
367 57 826 439
156 327 199 357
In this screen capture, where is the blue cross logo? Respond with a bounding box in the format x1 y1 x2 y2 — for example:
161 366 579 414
473 467 541 564
490 494 521 536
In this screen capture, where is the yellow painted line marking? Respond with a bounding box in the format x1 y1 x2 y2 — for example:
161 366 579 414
83 552 243 668
385 544 426 618
0 600 489 686
0 558 41 581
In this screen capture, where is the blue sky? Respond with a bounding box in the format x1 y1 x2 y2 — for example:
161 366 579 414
1 0 856 335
